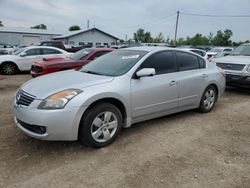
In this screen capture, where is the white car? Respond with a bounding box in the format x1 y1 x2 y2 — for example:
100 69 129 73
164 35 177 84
207 47 233 56
178 48 208 59
0 46 70 75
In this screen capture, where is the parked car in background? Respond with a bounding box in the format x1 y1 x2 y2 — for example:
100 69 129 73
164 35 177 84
14 47 225 148
177 47 208 59
35 40 66 50
0 43 14 55
0 46 70 75
207 47 234 60
31 48 113 77
35 40 84 53
213 43 250 88
209 51 232 61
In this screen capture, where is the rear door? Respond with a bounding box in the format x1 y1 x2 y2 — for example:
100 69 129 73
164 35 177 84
41 48 65 58
175 51 207 107
131 51 179 118
17 48 42 71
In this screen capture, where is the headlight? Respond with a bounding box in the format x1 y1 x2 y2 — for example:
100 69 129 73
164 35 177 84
38 89 82 109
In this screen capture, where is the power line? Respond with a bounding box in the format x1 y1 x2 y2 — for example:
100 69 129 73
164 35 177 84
180 12 250 18
94 13 176 30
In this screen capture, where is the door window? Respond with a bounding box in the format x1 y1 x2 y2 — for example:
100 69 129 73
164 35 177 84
42 48 62 55
25 48 42 56
176 52 199 71
140 51 177 74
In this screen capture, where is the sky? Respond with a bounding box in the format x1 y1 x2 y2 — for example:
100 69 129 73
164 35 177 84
0 0 250 42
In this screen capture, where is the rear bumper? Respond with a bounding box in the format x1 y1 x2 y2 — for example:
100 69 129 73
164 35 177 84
226 74 250 88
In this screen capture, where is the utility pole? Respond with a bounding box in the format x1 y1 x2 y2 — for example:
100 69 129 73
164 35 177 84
87 20 90 29
174 11 179 46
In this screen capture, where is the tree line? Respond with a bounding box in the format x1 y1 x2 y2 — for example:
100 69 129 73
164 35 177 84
133 28 249 46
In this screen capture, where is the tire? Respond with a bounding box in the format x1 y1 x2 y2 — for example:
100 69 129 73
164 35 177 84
79 102 123 148
198 85 218 113
1 62 18 75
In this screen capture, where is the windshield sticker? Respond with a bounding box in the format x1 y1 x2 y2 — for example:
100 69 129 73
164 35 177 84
121 55 140 59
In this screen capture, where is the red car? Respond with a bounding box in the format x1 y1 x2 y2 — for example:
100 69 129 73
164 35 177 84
31 48 114 77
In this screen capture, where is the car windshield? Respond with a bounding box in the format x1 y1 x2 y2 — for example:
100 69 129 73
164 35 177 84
209 48 223 53
13 47 27 55
80 50 148 76
230 45 250 56
69 48 93 60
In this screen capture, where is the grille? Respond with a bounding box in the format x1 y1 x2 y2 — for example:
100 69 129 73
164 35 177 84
216 63 245 71
17 119 46 134
31 65 43 73
16 90 35 106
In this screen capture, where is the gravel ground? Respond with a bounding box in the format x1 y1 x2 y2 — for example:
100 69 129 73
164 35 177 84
0 74 250 188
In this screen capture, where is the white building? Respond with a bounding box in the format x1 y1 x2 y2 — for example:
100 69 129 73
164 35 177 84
54 28 119 47
0 27 61 46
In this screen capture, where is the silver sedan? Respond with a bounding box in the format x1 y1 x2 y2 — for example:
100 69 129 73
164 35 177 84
13 47 225 148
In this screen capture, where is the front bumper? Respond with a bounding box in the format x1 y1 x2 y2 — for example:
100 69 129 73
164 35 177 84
13 100 88 141
226 74 250 88
30 70 46 78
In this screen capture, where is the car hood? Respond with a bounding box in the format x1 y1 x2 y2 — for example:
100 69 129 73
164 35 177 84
213 55 250 64
20 70 114 99
35 57 78 66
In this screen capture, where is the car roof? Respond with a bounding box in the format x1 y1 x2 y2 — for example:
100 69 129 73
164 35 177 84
121 46 172 52
177 48 206 52
26 46 65 51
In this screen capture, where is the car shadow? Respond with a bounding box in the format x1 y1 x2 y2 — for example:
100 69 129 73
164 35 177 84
225 86 250 95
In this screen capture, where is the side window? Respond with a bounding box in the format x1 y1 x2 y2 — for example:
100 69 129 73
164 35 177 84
140 51 177 74
25 49 42 56
89 51 109 60
42 48 62 55
198 57 206 69
191 50 205 57
176 52 199 71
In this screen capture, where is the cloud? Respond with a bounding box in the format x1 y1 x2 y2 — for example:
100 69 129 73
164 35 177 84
0 0 250 41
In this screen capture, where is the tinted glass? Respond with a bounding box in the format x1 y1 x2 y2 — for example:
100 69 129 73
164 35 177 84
191 50 205 57
80 50 147 76
176 52 199 71
25 49 41 56
198 57 206 68
42 48 62 55
141 51 177 74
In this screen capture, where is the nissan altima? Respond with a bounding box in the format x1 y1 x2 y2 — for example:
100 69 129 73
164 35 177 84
13 47 225 148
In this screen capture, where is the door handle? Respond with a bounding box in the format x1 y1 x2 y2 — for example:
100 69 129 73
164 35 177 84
202 74 208 78
169 80 177 86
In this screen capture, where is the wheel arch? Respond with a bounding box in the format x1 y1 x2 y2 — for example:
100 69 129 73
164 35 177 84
83 97 127 124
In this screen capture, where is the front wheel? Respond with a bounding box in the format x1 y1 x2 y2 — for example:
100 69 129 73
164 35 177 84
79 102 123 148
1 62 18 75
198 85 217 113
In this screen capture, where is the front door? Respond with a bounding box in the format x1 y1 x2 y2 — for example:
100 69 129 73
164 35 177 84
131 51 179 118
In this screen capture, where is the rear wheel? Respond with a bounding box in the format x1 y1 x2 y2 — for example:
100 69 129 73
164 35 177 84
1 62 18 75
79 102 122 148
199 85 217 113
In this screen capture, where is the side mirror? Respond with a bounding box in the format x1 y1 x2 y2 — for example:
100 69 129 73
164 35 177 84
20 52 27 57
136 68 156 78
